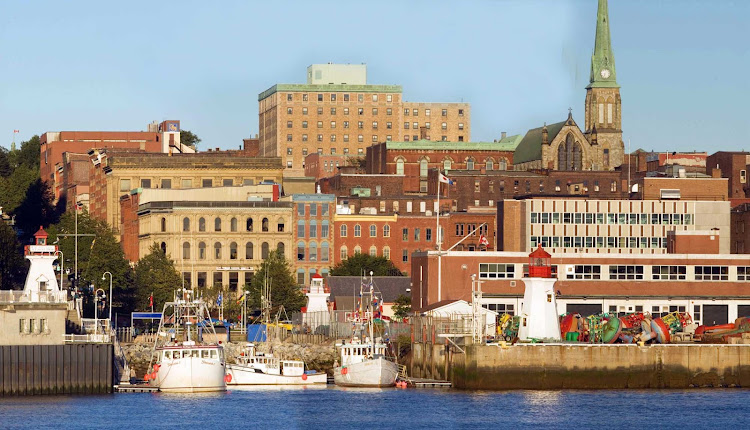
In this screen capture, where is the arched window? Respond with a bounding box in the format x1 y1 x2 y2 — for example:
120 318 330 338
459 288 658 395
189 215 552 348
246 218 253 232
498 158 508 171
419 158 428 177
297 241 305 261
230 242 238 260
199 217 206 232
340 246 348 260
309 242 318 262
321 241 329 262
466 157 475 170
369 246 377 257
230 217 238 232
261 242 269 259
340 224 348 237
383 225 391 237
369 224 377 237
245 242 253 260
182 217 190 232
198 242 206 260
383 246 391 260
182 242 190 259
160 217 167 232
443 158 452 172
277 218 285 233
485 158 494 171
558 133 582 171
396 158 405 175
214 217 222 232
214 242 221 259
262 218 269 232
160 242 167 254
277 242 285 257
354 224 361 237
354 246 361 255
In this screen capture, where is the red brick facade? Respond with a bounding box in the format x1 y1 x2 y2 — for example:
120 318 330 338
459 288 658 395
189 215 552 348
706 152 750 199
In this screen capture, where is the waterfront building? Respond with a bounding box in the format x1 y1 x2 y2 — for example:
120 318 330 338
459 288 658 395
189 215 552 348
292 194 336 285
89 149 283 239
40 120 193 203
257 63 470 176
119 185 292 292
411 249 750 327
0 227 67 346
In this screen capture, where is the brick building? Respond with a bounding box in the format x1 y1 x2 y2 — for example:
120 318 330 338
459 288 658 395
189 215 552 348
411 249 750 326
258 64 471 176
119 186 291 293
635 177 728 201
731 203 750 254
292 194 336 285
706 152 750 199
89 149 283 239
366 138 518 193
303 153 356 181
40 120 192 202
645 151 707 174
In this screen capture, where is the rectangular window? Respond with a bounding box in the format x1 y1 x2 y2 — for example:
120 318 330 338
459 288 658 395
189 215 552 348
222 179 233 187
402 249 408 262
609 265 644 280
344 94 350 102
566 265 602 280
181 179 192 188
738 267 750 281
651 265 687 280
695 266 729 281
161 179 171 189
19 318 26 334
297 203 305 216
402 228 408 241
287 94 293 102
426 228 432 241
414 228 420 241
479 263 516 279
202 179 212 188
140 179 151 188
321 222 329 238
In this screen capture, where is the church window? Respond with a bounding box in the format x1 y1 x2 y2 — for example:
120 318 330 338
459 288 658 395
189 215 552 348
396 158 405 175
419 159 428 177
604 149 610 167
557 134 582 171
485 159 494 171
443 158 452 171
466 158 475 170
598 103 604 124
498 158 507 171
607 103 613 124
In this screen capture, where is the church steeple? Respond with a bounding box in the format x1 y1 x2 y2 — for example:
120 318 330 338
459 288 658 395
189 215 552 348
588 0 618 89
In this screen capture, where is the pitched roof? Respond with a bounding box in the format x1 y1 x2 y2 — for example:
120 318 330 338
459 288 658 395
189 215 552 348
512 121 566 165
327 276 410 304
385 137 522 152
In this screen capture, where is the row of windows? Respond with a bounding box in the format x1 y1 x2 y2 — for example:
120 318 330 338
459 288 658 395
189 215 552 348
530 212 694 226
19 318 49 334
285 93 394 103
404 108 465 117
297 221 330 239
179 241 282 261
530 236 668 249
286 107 394 116
338 224 435 243
478 264 750 282
339 246 413 262
120 178 261 192
296 241 330 262
394 158 509 176
296 203 330 217
288 147 364 156
162 217 284 233
403 122 464 130
293 120 400 129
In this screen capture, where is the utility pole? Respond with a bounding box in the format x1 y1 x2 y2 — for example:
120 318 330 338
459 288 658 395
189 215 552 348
57 206 95 313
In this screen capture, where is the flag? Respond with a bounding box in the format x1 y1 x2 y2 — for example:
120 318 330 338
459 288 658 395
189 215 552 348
236 293 245 304
13 130 19 133
479 235 489 246
438 173 455 185
148 294 153 308
75 201 83 211
216 293 223 307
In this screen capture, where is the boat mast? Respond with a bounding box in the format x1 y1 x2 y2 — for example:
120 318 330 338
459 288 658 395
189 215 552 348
368 271 375 355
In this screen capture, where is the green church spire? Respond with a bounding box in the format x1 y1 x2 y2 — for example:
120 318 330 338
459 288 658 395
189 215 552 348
588 0 618 88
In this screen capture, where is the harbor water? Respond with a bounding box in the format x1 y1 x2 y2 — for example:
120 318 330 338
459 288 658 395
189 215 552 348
1 387 748 429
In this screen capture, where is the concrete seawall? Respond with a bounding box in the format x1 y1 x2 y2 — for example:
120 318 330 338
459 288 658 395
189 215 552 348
409 343 750 389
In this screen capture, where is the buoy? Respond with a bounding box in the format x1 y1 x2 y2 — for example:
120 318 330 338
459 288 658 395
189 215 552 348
225 374 232 383
302 374 308 381
341 367 348 375
144 373 150 381
153 364 160 371
151 372 157 380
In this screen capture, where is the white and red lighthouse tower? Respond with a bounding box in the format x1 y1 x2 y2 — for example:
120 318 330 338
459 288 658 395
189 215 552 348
518 245 561 341
22 226 65 302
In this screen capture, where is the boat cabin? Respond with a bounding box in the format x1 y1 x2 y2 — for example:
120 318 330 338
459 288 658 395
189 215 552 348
339 341 388 366
159 347 223 362
238 344 307 376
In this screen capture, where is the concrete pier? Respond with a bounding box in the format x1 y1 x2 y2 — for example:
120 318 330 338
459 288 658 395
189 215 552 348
408 343 750 389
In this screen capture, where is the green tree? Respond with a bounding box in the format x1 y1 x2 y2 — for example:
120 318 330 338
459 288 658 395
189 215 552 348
46 208 99 285
180 130 201 149
133 243 182 311
392 294 412 321
0 221 27 290
248 249 305 313
329 253 405 277
11 135 41 171
84 227 135 316
0 147 12 178
0 165 37 215
14 178 59 242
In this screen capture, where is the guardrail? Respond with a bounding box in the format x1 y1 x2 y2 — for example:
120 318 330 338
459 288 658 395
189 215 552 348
0 290 68 304
64 333 111 343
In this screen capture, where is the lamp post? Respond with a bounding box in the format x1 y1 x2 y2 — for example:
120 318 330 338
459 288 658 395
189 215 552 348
54 250 63 291
94 288 105 337
102 271 113 323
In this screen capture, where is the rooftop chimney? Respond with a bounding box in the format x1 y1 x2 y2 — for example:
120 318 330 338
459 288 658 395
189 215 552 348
501 132 507 139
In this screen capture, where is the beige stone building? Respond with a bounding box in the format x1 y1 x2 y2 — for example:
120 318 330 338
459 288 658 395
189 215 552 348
258 64 471 176
121 186 293 293
89 150 284 239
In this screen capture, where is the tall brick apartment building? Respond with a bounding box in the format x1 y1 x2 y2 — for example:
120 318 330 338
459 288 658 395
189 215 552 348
258 64 470 176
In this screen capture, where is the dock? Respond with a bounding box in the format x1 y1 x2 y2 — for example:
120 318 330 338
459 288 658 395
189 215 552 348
399 377 452 388
115 384 159 393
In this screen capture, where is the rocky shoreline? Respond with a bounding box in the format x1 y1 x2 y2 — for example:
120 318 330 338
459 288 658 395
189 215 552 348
123 340 338 379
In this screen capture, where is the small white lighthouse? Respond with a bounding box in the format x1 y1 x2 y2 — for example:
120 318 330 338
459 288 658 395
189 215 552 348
303 274 330 332
518 245 561 342
23 226 64 301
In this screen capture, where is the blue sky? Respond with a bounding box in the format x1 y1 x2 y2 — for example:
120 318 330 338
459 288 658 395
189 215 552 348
1 0 748 153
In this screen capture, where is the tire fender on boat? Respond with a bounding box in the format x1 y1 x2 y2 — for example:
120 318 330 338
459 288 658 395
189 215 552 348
302 374 308 381
225 374 232 383
341 367 348 375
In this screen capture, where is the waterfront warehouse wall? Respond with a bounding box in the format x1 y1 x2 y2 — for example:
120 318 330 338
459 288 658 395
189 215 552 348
0 344 113 396
409 343 750 389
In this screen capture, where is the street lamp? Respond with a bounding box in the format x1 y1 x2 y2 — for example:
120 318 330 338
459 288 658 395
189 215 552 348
94 288 106 336
54 250 63 291
102 271 113 323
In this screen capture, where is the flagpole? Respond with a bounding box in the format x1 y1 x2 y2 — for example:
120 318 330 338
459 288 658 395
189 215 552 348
436 173 442 303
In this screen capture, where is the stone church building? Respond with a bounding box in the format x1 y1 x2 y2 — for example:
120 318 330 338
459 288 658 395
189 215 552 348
513 0 624 172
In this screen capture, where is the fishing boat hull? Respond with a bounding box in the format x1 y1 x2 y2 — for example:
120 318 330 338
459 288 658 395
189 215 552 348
333 357 398 387
226 364 327 385
152 351 227 393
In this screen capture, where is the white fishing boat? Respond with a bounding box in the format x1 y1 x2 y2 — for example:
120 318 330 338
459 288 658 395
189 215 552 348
146 289 227 393
333 273 399 387
226 343 327 385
